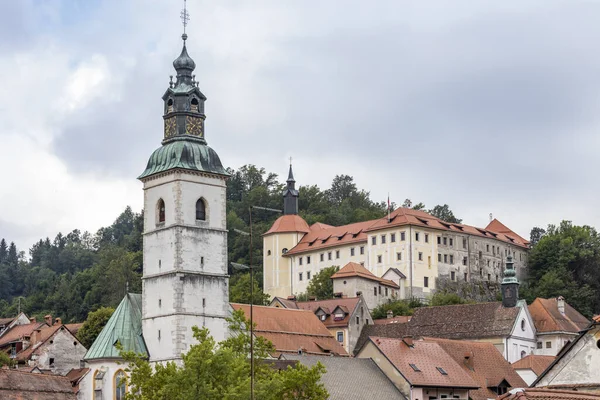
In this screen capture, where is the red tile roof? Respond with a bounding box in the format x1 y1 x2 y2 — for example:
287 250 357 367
65 367 89 386
374 316 412 325
511 355 555 376
486 219 530 246
64 323 83 336
0 322 48 347
428 338 527 400
528 298 589 334
284 220 376 255
498 388 600 399
295 297 361 328
368 336 478 389
0 369 76 399
15 325 71 362
231 304 348 356
270 297 300 309
264 215 310 235
331 262 400 288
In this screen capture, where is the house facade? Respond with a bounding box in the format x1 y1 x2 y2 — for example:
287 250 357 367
331 263 400 310
264 179 529 302
511 354 555 386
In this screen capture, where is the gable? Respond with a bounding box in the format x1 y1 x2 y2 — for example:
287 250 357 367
510 302 536 340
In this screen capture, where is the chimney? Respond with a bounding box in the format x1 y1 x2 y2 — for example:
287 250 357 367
402 336 414 347
44 315 52 326
55 318 62 325
464 351 474 370
387 310 394 319
557 296 565 315
287 296 296 301
30 317 36 324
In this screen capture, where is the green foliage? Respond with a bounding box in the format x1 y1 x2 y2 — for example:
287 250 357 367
306 266 339 300
371 299 416 319
229 273 270 305
401 200 461 223
77 307 115 348
121 309 328 400
428 292 472 306
525 221 600 317
0 351 15 368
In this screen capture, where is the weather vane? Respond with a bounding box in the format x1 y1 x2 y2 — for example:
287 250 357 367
180 0 190 37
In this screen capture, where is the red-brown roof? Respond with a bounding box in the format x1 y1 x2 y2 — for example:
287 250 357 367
331 262 400 288
528 298 589 334
368 336 478 389
511 355 555 376
428 338 527 400
64 323 83 336
295 297 361 328
284 220 376 255
498 388 600 399
0 369 76 399
65 368 89 386
231 304 348 356
264 215 310 235
270 297 300 309
15 325 77 362
0 322 48 347
486 219 530 246
374 316 412 325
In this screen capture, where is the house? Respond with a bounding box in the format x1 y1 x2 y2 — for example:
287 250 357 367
428 338 527 400
14 322 87 375
532 316 600 392
269 295 372 354
0 320 49 360
281 353 406 399
66 368 91 400
528 296 588 356
0 368 77 399
357 336 479 399
231 303 348 356
499 388 600 399
511 355 555 386
0 313 31 335
330 262 400 310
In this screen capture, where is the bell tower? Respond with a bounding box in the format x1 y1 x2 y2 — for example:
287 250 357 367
138 19 230 362
501 255 519 308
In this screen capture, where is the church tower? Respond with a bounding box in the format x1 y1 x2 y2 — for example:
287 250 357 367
283 164 299 215
501 254 519 308
138 31 230 363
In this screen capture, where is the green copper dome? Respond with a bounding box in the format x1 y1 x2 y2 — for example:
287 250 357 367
138 137 229 179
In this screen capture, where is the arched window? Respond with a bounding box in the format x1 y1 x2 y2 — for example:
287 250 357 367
191 97 199 111
93 369 104 400
114 370 126 400
196 199 206 221
167 98 174 113
157 199 165 223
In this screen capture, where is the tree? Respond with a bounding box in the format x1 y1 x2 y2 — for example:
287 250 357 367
77 307 115 348
529 227 546 247
229 272 270 305
428 292 471 306
7 242 18 267
371 299 415 319
428 204 462 224
0 351 14 368
306 266 339 300
122 309 328 400
0 239 7 264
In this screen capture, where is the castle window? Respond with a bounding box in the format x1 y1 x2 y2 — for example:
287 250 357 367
267 250 271 256
372 236 377 245
350 248 355 256
449 238 453 246
443 237 447 245
320 253 324 261
328 252 332 260
307 271 311 280
196 199 206 221
425 234 429 243
360 246 365 255
463 238 467 249
299 257 303 266
424 277 429 287
437 236 441 245
418 252 423 261
391 233 396 242
397 252 402 261
464 273 468 281
463 257 467 266
449 255 454 264
299 273 303 281
307 256 311 264
381 235 386 244
377 255 382 263
336 250 340 259
157 199 165 223
415 232 420 241
114 370 126 400
401 232 406 241
451 271 455 281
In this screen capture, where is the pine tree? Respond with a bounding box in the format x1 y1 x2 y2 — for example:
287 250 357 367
0 239 7 264
7 242 18 267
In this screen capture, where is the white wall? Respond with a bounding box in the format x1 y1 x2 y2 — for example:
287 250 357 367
516 369 538 386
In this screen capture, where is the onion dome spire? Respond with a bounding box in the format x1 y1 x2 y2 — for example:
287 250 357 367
173 34 196 83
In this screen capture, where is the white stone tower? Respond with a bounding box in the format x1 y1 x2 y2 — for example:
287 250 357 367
138 32 229 363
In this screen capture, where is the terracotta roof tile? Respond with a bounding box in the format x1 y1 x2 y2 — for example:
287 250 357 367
231 304 348 356
486 219 530 246
368 337 479 389
529 298 589 334
15 325 64 362
0 369 76 400
0 317 14 326
65 368 90 385
428 338 527 400
511 355 555 376
331 262 400 288
408 302 521 339
499 388 600 399
64 323 83 336
270 297 299 309
0 322 48 347
264 215 310 235
284 220 377 255
295 297 361 328
354 322 410 355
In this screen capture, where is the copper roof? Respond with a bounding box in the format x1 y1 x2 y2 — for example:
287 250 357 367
231 304 348 356
428 338 527 400
511 355 555 376
368 336 479 389
331 262 400 288
528 298 589 334
264 215 310 235
0 322 47 347
499 388 600 400
295 297 361 328
0 369 76 399
407 302 521 339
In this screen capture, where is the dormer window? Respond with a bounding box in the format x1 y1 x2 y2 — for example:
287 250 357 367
320 314 326 321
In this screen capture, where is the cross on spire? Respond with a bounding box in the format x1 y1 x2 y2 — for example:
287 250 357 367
180 0 190 37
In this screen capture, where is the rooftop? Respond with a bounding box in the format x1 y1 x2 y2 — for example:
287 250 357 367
511 355 555 376
0 369 76 400
264 214 310 235
0 322 48 347
331 262 399 288
294 297 362 328
231 303 348 356
528 297 589 334
499 388 600 400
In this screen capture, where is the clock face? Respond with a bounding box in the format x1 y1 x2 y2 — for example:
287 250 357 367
186 116 203 137
164 117 176 138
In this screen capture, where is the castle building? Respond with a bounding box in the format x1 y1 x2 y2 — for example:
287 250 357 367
263 167 529 302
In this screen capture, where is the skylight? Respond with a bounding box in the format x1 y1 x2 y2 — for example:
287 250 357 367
436 367 448 375
409 363 421 372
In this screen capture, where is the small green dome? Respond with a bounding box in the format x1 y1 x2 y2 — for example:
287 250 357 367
138 137 228 179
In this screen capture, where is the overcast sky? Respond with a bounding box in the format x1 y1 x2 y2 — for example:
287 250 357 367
2 0 599 251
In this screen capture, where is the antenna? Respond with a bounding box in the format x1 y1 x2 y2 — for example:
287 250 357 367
489 213 493 222
180 0 190 36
